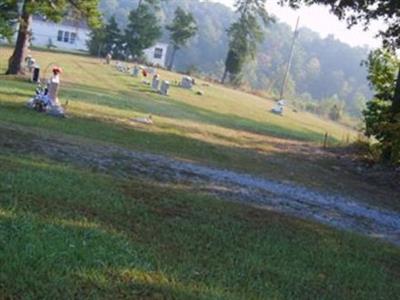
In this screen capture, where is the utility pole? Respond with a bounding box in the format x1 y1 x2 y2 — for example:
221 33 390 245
279 16 300 100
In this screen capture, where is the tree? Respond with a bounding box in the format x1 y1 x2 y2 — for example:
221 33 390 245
222 0 271 84
6 0 101 75
0 0 18 42
103 16 122 55
88 15 122 58
279 0 400 162
363 49 400 162
87 26 107 57
124 4 161 59
166 7 197 71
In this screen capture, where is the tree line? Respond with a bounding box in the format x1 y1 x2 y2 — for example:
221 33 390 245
88 2 197 71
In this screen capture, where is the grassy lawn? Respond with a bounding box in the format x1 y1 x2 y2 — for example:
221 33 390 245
0 152 399 299
1 47 398 208
1 47 399 299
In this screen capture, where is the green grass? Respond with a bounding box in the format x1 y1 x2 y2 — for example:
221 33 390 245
0 48 363 189
1 153 399 299
1 47 399 299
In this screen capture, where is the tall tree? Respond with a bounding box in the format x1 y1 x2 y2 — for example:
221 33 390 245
87 16 122 58
6 0 101 75
363 49 400 161
280 0 400 161
124 4 161 58
222 0 271 84
166 7 197 71
0 0 18 42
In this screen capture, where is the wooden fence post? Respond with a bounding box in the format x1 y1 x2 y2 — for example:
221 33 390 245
323 132 328 149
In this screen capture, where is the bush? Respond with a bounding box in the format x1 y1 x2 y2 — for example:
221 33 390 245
362 49 400 164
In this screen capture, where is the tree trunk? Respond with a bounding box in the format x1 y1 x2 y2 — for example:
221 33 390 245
6 0 32 75
392 65 400 115
167 46 177 71
221 67 228 84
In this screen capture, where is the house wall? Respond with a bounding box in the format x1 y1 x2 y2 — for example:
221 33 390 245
26 19 168 67
143 42 169 67
31 20 90 51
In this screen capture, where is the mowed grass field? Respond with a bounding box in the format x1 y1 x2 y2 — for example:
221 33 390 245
0 48 362 189
1 47 399 299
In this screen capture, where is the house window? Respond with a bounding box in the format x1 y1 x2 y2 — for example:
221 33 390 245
57 30 63 42
154 48 163 59
70 32 77 44
63 31 70 43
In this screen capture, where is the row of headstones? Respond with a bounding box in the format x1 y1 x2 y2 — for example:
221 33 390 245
151 75 170 96
130 65 171 96
151 75 196 96
115 62 199 96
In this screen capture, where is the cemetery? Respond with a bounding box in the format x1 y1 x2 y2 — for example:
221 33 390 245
0 48 399 299
1 0 400 297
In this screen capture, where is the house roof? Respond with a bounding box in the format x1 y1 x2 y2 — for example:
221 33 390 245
32 15 89 30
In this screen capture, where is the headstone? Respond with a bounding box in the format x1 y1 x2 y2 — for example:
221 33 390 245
132 115 153 125
116 62 127 72
25 56 36 72
181 76 193 89
132 65 140 77
106 53 112 64
160 80 170 96
32 66 40 83
46 69 65 117
152 74 160 91
47 77 60 106
271 100 285 115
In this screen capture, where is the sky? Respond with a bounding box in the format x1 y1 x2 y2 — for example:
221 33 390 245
206 0 384 49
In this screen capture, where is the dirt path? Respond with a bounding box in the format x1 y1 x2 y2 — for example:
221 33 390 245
2 125 400 245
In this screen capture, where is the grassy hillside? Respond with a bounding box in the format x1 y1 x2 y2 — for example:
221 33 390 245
1 47 397 208
0 47 354 142
0 48 362 187
1 47 399 299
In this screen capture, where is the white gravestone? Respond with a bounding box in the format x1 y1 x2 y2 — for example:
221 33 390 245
152 75 160 91
132 66 140 77
181 76 193 89
46 74 65 117
160 80 170 96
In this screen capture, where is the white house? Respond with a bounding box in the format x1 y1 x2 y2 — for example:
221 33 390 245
29 16 169 67
143 42 168 67
31 15 90 51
